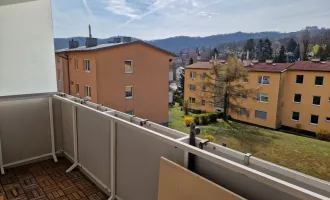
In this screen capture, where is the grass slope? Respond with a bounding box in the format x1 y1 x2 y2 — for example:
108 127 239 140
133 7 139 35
169 104 330 181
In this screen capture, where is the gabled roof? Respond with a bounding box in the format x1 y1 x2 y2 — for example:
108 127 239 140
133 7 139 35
55 40 176 57
287 61 330 72
246 63 294 72
186 62 213 69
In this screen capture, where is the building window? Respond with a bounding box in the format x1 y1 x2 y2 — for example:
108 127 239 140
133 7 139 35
190 72 197 79
240 107 247 116
293 94 302 103
325 117 330 122
126 110 134 115
202 72 207 80
208 101 214 107
189 84 196 91
125 60 133 73
257 93 268 103
242 93 247 100
315 76 324 86
189 97 196 104
125 86 133 99
84 60 90 72
296 75 304 84
202 100 206 106
312 96 321 106
75 58 78 71
202 85 206 92
75 83 79 95
255 110 267 120
292 112 300 121
243 77 248 83
310 115 319 125
258 76 270 85
85 85 91 99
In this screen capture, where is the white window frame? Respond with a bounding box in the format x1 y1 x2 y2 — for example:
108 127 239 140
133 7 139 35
125 85 133 99
85 85 91 99
257 93 268 103
312 96 321 106
189 97 196 104
293 93 302 104
325 117 330 123
84 59 90 72
296 75 304 84
75 58 79 71
201 99 206 106
291 111 300 122
125 60 133 74
190 72 197 79
310 114 319 125
202 72 207 80
258 76 270 85
314 76 324 86
189 84 196 91
76 83 80 95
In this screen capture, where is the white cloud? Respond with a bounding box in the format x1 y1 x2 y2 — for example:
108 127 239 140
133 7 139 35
105 0 140 18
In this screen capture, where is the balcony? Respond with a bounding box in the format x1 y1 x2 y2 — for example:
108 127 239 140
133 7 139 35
0 94 329 200
169 71 174 82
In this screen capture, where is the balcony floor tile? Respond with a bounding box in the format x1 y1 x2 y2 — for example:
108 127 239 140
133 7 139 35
0 158 108 200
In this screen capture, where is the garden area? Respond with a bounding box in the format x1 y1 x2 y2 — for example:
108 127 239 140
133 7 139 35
169 103 330 182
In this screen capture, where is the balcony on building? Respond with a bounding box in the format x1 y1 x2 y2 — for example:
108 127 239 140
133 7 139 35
0 1 330 200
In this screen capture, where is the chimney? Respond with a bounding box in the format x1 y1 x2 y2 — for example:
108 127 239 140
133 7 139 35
69 39 79 49
85 25 98 48
89 24 92 38
247 50 250 60
252 59 259 64
311 58 321 62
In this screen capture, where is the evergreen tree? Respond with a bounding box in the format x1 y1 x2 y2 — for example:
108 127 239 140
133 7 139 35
177 69 185 97
256 39 264 61
277 46 286 63
325 45 330 60
189 57 194 65
212 48 219 58
263 39 273 60
295 44 301 60
244 39 255 52
287 38 298 52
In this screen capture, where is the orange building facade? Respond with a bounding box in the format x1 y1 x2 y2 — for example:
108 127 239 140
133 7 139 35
184 60 330 133
56 41 175 124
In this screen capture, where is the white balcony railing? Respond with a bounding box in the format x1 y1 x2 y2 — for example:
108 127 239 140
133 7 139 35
169 71 174 81
0 94 329 200
169 92 173 103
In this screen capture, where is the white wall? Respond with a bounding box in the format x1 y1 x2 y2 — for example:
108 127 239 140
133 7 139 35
0 0 57 97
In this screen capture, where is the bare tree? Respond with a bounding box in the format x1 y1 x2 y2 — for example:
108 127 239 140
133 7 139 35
300 29 311 61
202 56 258 121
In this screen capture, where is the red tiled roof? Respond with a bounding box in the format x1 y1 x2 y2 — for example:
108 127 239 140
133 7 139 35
287 61 330 72
246 63 294 72
186 62 213 69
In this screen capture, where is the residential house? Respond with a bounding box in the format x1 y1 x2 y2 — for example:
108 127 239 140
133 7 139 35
56 37 175 125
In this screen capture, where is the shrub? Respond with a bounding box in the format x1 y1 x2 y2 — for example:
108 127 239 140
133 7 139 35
201 110 207 114
200 114 209 125
208 113 218 123
295 123 302 132
184 116 194 126
316 129 330 141
194 115 200 125
204 134 214 142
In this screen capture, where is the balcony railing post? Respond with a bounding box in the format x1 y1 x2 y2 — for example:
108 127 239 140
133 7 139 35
0 136 4 174
48 97 58 163
109 119 116 200
66 105 78 172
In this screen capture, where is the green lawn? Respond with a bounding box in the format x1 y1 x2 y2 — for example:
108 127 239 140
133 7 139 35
169 103 330 182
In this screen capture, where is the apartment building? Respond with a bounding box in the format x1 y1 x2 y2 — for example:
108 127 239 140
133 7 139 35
56 39 175 124
184 62 217 113
231 62 294 129
282 61 330 133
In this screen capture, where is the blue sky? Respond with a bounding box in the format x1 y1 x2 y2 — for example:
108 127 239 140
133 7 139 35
51 0 330 40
